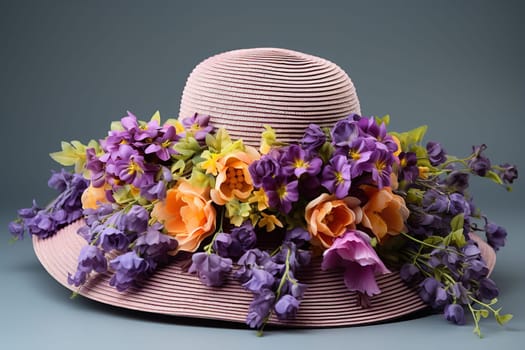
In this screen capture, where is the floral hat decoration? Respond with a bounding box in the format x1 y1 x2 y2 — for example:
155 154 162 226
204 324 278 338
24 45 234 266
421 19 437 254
9 48 518 336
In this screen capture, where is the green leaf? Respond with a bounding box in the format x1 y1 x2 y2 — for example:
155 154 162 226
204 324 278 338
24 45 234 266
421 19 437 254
110 120 124 131
450 214 464 232
49 140 98 174
150 110 161 124
480 309 489 318
495 313 513 326
375 114 390 126
424 236 444 245
485 170 504 185
390 125 428 151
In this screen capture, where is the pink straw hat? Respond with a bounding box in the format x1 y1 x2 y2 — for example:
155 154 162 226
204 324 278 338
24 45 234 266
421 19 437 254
32 48 496 327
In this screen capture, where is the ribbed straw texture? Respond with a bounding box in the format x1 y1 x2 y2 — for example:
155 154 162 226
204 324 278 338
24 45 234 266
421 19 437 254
179 48 361 145
33 221 428 326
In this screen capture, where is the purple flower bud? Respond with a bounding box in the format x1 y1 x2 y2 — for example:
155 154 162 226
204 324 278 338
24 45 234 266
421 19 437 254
499 163 518 184
274 294 300 320
426 141 447 166
400 263 420 283
468 144 491 177
444 303 465 325
188 252 232 287
68 245 107 287
100 227 131 252
399 152 419 182
478 278 499 301
445 171 469 193
301 124 326 151
8 221 25 240
123 205 149 233
109 251 149 291
134 225 178 258
248 155 281 188
331 119 360 147
246 289 275 329
484 222 507 251
242 268 276 292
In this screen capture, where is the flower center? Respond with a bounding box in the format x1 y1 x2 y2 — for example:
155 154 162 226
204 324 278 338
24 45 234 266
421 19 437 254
294 158 309 169
277 184 288 200
335 172 345 185
350 150 361 161
226 168 246 190
375 160 386 171
127 160 143 176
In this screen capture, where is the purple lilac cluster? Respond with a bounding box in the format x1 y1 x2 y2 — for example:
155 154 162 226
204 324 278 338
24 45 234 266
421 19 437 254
235 228 311 329
68 204 177 291
404 142 515 251
400 239 497 325
8 169 88 240
249 114 398 215
86 112 182 200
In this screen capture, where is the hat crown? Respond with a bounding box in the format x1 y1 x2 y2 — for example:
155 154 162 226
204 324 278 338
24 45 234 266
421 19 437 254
179 48 361 145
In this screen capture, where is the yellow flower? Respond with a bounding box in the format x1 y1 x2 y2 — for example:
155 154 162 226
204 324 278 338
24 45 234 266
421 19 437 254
418 166 429 179
258 213 283 232
199 151 222 176
248 188 269 211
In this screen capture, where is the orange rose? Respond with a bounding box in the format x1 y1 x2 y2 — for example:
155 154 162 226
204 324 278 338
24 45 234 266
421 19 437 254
305 193 363 248
81 184 109 209
361 186 409 243
151 180 216 252
210 149 259 205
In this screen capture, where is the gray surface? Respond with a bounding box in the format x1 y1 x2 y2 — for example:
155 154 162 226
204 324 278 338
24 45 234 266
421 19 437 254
1 0 524 348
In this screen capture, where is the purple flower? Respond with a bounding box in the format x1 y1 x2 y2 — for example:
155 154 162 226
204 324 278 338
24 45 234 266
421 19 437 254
478 278 499 301
468 144 491 177
400 263 421 284
331 118 360 147
284 227 310 246
144 125 178 161
369 149 392 188
109 145 157 188
445 171 469 193
499 163 518 184
86 148 106 187
134 224 178 258
182 113 213 141
188 252 232 287
322 230 390 296
8 221 24 239
214 224 257 259
301 124 326 151
398 152 419 182
99 226 130 252
246 289 275 329
67 245 107 287
444 303 465 325
484 221 507 251
109 251 150 292
426 141 447 166
281 145 322 178
321 155 351 198
345 138 374 177
263 176 299 214
242 268 275 292
274 294 300 320
249 153 281 188
123 205 149 233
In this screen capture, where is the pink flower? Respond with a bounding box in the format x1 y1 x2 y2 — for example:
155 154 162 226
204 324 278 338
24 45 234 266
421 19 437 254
321 230 390 297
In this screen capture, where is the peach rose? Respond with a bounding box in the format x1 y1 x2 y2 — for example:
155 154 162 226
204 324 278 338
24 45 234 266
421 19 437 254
361 186 409 243
81 184 109 209
210 149 259 205
305 193 363 248
151 180 216 252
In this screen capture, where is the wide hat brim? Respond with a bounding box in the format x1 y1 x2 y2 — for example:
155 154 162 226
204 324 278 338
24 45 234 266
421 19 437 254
32 220 496 327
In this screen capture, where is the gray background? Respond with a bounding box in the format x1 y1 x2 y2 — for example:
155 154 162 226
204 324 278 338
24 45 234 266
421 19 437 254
1 0 524 348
